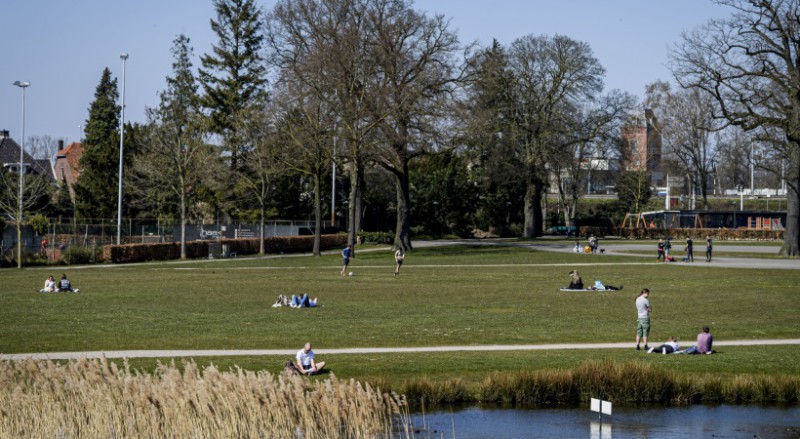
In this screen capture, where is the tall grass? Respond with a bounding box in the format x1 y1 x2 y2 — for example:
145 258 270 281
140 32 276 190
0 359 409 438
393 361 800 407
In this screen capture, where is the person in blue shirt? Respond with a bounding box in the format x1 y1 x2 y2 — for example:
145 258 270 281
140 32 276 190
340 244 352 276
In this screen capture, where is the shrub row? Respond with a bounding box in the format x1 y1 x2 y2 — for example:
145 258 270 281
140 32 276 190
357 231 395 244
102 234 347 264
580 226 783 241
391 360 800 407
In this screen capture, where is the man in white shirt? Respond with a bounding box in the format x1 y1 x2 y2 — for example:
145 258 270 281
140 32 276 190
635 289 652 351
295 342 326 375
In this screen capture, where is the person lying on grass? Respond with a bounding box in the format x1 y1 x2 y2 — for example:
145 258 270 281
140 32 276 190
295 342 326 375
647 336 679 354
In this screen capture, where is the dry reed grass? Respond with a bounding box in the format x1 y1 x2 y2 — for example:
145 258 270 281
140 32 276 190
0 358 409 438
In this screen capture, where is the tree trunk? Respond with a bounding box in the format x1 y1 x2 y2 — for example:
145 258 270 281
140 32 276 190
347 160 365 255
523 177 545 238
179 189 187 260
259 204 265 255
780 150 800 256
313 173 322 256
392 165 413 251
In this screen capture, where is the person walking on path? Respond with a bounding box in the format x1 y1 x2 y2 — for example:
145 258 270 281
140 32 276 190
685 238 694 262
340 245 352 276
635 288 652 351
394 249 405 276
705 237 713 262
657 239 665 262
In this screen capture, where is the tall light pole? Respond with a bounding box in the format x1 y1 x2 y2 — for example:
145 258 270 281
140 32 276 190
116 53 128 245
13 81 30 269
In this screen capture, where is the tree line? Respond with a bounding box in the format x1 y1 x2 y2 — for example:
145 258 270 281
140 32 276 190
3 0 798 257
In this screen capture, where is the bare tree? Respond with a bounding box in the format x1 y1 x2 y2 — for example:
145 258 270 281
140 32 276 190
133 34 214 259
236 104 283 254
550 91 635 226
273 83 334 256
370 1 461 250
671 0 800 255
26 135 62 161
644 80 722 208
0 169 53 267
266 0 386 251
505 34 606 237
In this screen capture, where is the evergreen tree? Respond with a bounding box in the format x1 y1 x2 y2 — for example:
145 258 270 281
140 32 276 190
199 0 267 169
50 179 75 219
73 68 121 219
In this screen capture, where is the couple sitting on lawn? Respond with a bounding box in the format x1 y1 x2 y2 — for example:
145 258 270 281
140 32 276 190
272 294 318 308
647 326 715 354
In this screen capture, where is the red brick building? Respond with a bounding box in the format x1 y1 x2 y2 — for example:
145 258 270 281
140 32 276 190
53 142 83 199
620 109 662 186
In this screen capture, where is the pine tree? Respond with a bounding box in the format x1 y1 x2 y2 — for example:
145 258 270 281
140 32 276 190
73 68 120 219
199 0 267 169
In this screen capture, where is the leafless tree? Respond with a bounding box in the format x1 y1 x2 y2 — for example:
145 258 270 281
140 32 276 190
504 34 606 237
644 80 723 208
26 135 62 162
671 0 800 255
0 169 53 267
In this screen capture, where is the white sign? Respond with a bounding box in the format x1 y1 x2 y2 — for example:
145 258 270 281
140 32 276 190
590 398 612 416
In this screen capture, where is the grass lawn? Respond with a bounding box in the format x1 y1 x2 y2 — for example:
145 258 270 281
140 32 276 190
3 243 800 406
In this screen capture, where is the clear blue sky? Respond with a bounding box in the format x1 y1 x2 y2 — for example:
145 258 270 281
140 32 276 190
0 0 730 149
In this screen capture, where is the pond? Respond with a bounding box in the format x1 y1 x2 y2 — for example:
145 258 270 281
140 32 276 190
408 404 800 438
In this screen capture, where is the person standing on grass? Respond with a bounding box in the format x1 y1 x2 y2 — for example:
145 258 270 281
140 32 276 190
657 239 665 262
635 288 652 351
705 236 713 262
685 237 694 262
340 244 352 276
295 342 326 375
394 248 405 276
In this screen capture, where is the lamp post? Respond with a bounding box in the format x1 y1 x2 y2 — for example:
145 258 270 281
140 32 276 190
13 81 30 269
116 53 128 245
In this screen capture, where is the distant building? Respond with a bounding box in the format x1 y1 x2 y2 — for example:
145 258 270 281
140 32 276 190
620 109 662 186
0 130 54 179
53 141 84 198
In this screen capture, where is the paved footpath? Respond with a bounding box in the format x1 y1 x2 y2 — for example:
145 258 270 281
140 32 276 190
3 339 800 361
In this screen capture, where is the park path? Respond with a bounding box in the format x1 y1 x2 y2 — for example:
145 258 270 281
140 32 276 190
3 339 800 361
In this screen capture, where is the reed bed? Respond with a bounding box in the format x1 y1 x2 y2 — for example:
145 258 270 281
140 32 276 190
0 358 409 438
395 361 800 407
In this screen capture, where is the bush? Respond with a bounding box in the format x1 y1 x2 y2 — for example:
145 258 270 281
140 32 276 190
357 231 394 245
60 246 101 265
102 234 347 264
28 214 49 236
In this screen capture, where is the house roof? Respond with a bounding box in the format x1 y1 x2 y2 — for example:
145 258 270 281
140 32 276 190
0 135 54 179
54 142 83 186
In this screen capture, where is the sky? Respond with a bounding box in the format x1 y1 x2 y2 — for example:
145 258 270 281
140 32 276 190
0 0 732 151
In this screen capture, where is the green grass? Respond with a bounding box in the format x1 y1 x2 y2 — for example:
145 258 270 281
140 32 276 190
2 245 798 355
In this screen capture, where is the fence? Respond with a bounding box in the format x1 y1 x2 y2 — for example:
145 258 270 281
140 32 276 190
0 218 339 266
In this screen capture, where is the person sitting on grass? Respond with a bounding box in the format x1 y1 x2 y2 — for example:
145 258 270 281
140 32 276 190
40 275 57 293
683 325 714 355
647 336 679 354
295 342 326 375
567 270 584 289
57 274 79 293
290 294 318 308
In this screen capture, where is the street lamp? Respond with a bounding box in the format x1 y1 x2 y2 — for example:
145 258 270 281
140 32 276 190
13 80 30 269
116 53 128 245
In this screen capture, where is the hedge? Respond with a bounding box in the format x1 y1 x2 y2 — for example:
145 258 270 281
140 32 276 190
102 234 347 264
579 226 783 241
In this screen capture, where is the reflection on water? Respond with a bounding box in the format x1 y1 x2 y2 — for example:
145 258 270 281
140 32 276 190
409 405 800 438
